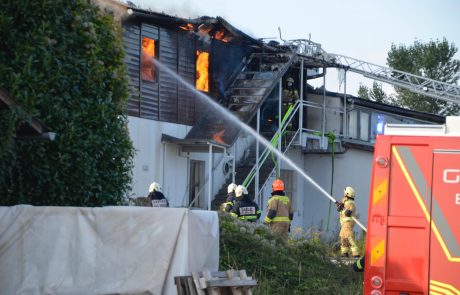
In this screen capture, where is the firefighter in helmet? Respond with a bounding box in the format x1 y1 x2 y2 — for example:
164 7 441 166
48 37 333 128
222 183 237 212
230 185 261 222
281 77 299 129
148 182 169 207
264 179 293 240
336 186 360 257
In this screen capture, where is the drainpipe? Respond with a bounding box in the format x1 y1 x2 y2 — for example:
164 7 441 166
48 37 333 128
208 143 213 211
278 78 282 177
232 145 236 184
343 70 347 137
300 59 304 146
322 68 327 149
256 107 260 202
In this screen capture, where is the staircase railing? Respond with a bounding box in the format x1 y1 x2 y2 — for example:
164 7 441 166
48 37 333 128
242 100 301 189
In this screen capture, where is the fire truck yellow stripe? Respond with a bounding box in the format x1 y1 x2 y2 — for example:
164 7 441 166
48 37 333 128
392 146 460 263
431 280 460 295
372 179 387 205
429 291 445 295
430 285 455 295
370 240 385 265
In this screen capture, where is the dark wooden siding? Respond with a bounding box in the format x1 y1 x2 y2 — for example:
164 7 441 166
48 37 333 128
124 22 247 127
123 23 140 116
140 24 160 120
177 33 196 125
158 28 178 122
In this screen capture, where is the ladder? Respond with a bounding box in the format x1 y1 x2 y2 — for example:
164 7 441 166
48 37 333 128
291 39 460 106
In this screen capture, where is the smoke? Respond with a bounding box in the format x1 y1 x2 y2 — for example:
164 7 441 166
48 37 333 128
128 0 202 19
91 0 129 22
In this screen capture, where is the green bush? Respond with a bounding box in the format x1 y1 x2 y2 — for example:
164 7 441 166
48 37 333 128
219 214 363 294
0 0 134 206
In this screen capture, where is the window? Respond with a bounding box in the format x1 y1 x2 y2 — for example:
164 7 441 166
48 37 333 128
348 111 358 138
359 111 369 141
141 37 156 81
196 50 209 92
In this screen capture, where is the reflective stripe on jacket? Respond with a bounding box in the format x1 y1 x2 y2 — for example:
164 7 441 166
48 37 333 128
264 194 293 224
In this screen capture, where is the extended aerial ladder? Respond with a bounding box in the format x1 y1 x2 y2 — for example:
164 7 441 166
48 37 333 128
291 39 460 106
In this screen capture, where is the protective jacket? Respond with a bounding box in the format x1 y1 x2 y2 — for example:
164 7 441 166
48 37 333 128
338 196 359 256
352 256 365 272
223 193 236 212
230 195 261 222
264 190 293 240
148 191 169 207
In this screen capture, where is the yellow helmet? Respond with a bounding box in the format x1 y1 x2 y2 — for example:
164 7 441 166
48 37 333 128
344 186 356 198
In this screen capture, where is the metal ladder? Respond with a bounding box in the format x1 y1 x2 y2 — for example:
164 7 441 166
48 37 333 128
291 39 460 105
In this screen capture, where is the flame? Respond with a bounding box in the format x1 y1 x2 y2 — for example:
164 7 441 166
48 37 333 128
214 29 231 43
141 37 156 81
196 50 209 92
142 37 155 57
179 23 194 31
212 130 225 144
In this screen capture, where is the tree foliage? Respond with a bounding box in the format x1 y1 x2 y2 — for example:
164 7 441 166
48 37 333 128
0 0 134 206
387 38 460 115
357 81 394 104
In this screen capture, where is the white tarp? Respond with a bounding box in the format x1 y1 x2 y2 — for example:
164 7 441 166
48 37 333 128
0 205 219 295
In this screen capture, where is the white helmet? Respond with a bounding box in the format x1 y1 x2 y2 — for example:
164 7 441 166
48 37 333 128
235 185 247 198
227 183 237 194
344 186 356 198
149 182 162 193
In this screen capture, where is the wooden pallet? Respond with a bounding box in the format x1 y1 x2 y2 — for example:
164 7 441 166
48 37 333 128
175 270 257 295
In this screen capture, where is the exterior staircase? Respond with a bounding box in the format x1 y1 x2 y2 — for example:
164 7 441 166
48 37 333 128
185 51 296 145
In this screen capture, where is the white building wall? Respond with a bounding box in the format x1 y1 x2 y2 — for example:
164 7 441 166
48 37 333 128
128 116 191 206
128 116 255 209
301 149 373 237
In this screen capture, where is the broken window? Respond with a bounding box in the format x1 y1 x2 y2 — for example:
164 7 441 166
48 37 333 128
141 37 156 81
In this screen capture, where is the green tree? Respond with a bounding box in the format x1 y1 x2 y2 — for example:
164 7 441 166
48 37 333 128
0 0 134 206
357 81 394 104
387 38 460 115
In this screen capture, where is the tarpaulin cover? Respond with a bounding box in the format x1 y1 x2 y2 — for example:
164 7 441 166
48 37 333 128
0 206 219 295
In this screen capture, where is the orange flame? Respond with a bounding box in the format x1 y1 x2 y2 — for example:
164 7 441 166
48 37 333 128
179 23 194 31
214 29 231 43
196 50 209 92
141 37 156 81
212 130 225 144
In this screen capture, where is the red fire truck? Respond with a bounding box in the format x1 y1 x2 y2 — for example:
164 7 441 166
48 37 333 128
364 116 460 295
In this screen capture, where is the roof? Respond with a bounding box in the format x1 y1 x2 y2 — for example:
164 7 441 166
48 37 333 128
309 86 445 124
124 6 263 46
161 134 228 153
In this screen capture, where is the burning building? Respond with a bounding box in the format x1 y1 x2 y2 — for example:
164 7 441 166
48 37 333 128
120 3 444 238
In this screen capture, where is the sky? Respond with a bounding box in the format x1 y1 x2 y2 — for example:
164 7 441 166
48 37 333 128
129 0 460 96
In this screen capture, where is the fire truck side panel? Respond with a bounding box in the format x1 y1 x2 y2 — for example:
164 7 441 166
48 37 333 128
365 135 460 295
386 144 431 294
429 150 460 294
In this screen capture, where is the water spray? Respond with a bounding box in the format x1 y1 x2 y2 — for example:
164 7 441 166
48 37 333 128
153 59 367 232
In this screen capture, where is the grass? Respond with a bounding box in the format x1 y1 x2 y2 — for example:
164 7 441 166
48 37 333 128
219 213 363 295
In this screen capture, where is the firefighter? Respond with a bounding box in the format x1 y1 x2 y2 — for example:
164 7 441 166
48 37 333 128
352 256 365 272
230 185 261 222
264 179 293 241
222 183 237 212
281 77 299 130
336 186 360 257
148 182 169 207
